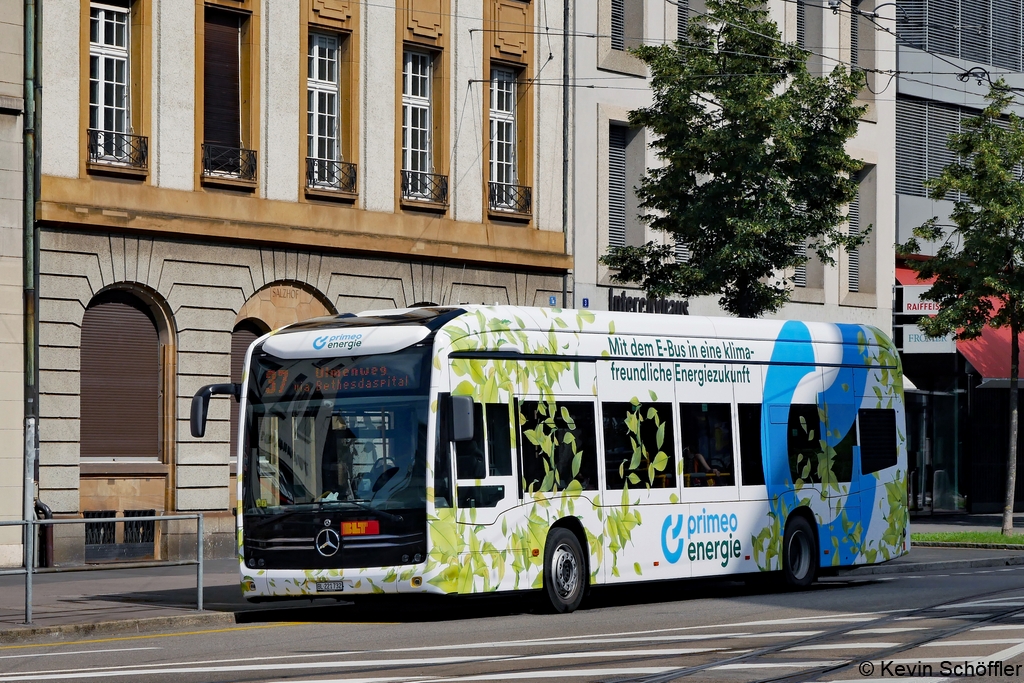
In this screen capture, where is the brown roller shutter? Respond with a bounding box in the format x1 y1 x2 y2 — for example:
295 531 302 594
80 292 160 460
229 321 263 461
204 8 241 148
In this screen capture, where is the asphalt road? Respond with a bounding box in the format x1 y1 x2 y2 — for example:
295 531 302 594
3 565 1024 683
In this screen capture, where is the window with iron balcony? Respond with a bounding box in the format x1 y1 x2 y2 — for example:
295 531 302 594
488 67 531 216
401 50 448 206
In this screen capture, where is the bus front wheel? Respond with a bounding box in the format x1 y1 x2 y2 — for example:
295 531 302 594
543 528 585 613
782 516 817 588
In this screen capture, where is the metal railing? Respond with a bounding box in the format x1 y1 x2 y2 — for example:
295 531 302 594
202 143 257 181
87 129 149 169
488 182 532 215
306 157 357 193
0 513 204 624
401 170 449 205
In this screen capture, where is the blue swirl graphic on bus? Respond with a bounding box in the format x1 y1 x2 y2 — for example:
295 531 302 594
313 336 328 350
661 514 685 563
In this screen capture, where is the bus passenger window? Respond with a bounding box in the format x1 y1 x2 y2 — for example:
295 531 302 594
679 403 735 487
602 401 676 490
455 402 486 479
788 404 823 484
520 401 599 493
828 406 857 483
737 404 765 486
433 406 452 508
859 408 898 474
485 403 513 476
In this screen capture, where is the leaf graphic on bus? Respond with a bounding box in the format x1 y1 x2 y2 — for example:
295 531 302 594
572 449 583 478
653 451 669 472
656 422 666 449
628 473 640 485
540 470 555 492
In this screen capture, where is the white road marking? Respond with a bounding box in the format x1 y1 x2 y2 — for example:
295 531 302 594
922 638 1024 647
975 625 1024 631
785 642 898 651
428 670 676 681
0 647 161 660
712 660 846 670
848 627 928 634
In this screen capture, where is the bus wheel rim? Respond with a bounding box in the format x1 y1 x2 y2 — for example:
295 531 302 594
552 543 579 599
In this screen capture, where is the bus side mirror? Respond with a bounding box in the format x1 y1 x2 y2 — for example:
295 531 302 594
450 395 475 442
190 383 242 438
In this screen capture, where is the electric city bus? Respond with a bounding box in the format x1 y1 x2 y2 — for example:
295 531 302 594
190 306 908 613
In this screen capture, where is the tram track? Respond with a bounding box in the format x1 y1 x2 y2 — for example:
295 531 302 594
604 582 1024 683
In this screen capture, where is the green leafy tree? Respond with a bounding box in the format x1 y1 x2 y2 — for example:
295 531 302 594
600 0 867 318
898 85 1024 535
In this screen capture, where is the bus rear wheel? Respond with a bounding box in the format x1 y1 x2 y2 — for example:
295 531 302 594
782 515 817 588
543 528 585 613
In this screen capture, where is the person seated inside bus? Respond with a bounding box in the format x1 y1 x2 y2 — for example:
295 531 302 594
680 403 735 487
319 421 357 501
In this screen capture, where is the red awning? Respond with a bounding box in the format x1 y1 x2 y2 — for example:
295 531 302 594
958 326 1024 384
896 265 937 286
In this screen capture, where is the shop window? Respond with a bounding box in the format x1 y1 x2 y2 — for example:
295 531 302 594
860 408 898 474
679 403 735 487
738 403 765 486
602 401 676 489
520 401 599 493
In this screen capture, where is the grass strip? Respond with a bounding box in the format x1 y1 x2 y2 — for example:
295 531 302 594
912 531 1024 545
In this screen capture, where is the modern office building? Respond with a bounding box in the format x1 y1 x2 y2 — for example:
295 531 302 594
894 0 1024 513
34 0 570 560
571 0 897 334
0 4 25 565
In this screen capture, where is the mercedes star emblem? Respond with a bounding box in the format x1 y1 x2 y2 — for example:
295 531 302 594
315 528 340 557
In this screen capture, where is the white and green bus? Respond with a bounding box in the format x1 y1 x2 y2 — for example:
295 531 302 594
191 306 908 613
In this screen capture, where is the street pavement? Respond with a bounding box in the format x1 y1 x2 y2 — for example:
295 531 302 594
1 557 1024 681
0 514 1021 681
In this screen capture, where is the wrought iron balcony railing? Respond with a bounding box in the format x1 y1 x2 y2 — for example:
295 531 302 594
202 143 257 182
488 182 532 215
87 129 148 169
401 170 448 205
306 157 357 194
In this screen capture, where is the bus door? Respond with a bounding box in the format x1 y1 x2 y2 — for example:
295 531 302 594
822 366 860 563
451 400 519 526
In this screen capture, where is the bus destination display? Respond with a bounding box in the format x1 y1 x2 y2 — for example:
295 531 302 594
257 353 422 400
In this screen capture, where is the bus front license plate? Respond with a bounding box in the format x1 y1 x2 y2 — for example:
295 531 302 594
316 581 345 593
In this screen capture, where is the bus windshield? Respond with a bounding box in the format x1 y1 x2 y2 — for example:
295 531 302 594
243 344 432 516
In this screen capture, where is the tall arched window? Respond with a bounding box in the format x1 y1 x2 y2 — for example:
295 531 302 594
80 290 160 461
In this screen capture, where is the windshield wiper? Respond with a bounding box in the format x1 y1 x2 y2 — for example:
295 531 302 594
318 499 404 523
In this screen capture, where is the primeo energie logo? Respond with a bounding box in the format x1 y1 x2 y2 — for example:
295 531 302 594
313 333 363 351
661 509 743 568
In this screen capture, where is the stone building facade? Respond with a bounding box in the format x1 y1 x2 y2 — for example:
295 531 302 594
36 0 568 559
0 2 25 565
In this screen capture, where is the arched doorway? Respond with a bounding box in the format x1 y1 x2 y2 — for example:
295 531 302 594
79 287 174 561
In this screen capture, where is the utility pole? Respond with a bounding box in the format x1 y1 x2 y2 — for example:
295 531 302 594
23 0 39 622
560 0 570 307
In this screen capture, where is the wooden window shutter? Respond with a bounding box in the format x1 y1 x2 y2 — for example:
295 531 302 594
204 8 241 148
80 292 160 460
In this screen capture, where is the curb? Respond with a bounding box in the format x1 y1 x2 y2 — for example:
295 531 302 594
913 541 1024 550
836 554 1024 576
0 611 238 644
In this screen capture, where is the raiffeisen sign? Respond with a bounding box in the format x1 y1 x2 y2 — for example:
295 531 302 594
901 286 941 315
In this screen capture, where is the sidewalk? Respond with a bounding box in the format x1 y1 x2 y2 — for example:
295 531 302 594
911 511 1024 534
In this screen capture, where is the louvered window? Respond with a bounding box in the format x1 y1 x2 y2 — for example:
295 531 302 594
796 0 806 48
230 322 263 462
793 244 807 288
896 98 979 200
204 8 241 149
611 0 625 50
675 237 691 263
608 125 628 249
848 188 861 293
81 292 160 462
897 0 1024 67
677 0 689 42
850 0 860 67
